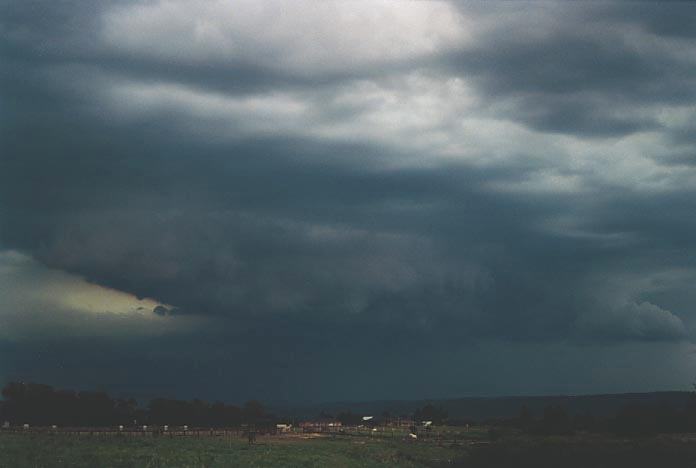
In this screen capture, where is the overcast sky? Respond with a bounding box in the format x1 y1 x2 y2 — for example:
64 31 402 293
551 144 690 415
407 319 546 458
2 1 696 404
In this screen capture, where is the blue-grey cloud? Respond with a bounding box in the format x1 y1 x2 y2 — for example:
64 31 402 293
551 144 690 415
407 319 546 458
2 0 696 401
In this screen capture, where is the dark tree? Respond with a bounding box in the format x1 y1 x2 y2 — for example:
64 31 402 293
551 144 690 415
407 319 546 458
0 381 254 428
337 411 362 426
243 400 264 424
517 405 534 432
414 404 447 425
535 406 573 435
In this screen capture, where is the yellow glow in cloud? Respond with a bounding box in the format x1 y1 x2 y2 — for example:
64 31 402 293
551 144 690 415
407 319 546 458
47 281 164 316
1 250 169 318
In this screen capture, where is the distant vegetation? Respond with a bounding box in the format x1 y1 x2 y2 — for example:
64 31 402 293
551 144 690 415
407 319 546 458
0 382 267 427
0 381 449 429
6 382 696 467
495 395 696 437
3 380 696 438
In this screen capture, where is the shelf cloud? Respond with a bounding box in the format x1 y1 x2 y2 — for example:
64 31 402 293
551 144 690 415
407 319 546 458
2 1 696 401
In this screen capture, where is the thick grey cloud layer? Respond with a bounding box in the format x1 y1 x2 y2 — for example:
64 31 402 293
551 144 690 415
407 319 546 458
2 1 696 401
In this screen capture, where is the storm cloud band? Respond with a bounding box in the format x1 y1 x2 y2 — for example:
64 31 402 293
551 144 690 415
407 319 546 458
2 0 696 402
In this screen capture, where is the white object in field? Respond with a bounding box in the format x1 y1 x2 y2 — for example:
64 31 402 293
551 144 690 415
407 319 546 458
119 425 124 431
23 424 29 429
52 425 57 429
422 421 433 427
164 425 168 431
409 433 417 439
362 416 373 421
183 425 188 431
276 424 292 431
142 425 148 430
372 428 377 432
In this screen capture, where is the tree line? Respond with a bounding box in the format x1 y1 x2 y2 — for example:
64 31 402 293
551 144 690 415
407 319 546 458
9 380 696 436
0 382 268 427
497 395 696 437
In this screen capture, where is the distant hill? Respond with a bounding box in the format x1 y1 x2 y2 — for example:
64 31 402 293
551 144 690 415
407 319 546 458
271 392 693 422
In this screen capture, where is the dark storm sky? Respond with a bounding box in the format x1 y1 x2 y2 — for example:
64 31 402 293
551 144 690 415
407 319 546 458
2 1 696 403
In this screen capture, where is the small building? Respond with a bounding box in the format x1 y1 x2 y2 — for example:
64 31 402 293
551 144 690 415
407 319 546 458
276 423 292 433
361 415 377 428
388 418 414 428
299 419 342 432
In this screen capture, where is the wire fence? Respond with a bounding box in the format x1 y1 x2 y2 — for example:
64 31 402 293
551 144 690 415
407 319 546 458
0 424 489 447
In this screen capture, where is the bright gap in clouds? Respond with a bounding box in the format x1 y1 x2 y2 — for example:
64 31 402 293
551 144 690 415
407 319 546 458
0 250 182 341
102 0 471 74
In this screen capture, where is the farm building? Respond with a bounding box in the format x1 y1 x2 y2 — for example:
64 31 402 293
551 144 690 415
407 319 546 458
299 418 342 432
275 423 292 433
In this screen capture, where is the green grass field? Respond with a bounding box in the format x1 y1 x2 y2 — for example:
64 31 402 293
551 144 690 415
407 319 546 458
0 433 461 468
4 430 696 467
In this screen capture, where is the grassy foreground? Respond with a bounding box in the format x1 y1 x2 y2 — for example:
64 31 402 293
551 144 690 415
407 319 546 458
0 433 459 468
4 431 696 467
